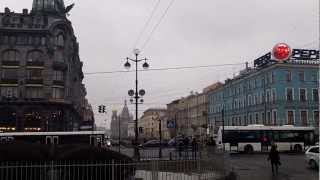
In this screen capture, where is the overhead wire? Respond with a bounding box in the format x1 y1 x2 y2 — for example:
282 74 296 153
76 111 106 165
84 62 245 75
133 0 162 49
140 0 176 51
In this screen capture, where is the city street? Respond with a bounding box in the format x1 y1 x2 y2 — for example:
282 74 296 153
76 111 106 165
110 147 319 180
229 153 318 180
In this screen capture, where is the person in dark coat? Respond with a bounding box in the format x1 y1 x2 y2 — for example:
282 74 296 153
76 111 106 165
268 144 281 175
183 137 189 158
191 138 198 159
178 139 183 158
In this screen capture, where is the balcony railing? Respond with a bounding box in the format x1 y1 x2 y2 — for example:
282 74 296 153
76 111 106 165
52 61 67 70
0 79 18 84
53 80 65 86
25 79 43 85
26 61 44 67
1 61 20 66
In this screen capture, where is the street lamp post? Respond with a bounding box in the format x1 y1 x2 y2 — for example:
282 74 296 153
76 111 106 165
125 49 149 161
152 112 162 158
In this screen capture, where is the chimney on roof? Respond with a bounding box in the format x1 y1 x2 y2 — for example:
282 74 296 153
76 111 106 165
245 62 249 70
22 9 29 15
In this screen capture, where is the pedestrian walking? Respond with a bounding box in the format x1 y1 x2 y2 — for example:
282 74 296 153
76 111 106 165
268 144 281 175
178 139 183 158
183 137 189 158
191 138 198 159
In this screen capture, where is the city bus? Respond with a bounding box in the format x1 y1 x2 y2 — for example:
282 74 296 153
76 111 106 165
217 125 316 153
0 131 106 147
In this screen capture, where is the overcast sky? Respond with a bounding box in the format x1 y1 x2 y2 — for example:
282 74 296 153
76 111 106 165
1 0 319 128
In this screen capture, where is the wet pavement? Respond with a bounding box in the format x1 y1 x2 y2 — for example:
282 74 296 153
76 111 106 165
229 153 318 180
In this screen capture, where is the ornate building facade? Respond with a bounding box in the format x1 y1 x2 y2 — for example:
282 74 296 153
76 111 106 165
0 0 94 132
110 101 133 139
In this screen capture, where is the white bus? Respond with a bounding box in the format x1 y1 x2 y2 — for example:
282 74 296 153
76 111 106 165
217 125 316 153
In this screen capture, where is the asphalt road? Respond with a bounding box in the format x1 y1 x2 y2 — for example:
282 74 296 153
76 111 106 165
229 153 318 180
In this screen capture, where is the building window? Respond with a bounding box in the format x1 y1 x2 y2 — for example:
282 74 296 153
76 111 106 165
2 50 20 61
52 87 64 99
271 72 275 83
298 71 305 82
2 36 9 44
272 110 277 125
262 112 265 124
53 71 64 81
314 111 319 127
286 88 293 101
287 111 294 125
299 89 307 102
271 89 276 103
55 34 64 47
17 36 27 45
27 69 42 80
0 87 18 98
27 50 43 62
1 69 18 79
41 37 46 45
285 70 292 82
313 89 319 102
266 90 271 103
267 111 271 125
255 113 259 124
249 114 252 124
300 111 308 126
26 87 43 99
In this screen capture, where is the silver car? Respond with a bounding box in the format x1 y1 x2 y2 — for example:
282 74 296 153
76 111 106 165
305 145 319 169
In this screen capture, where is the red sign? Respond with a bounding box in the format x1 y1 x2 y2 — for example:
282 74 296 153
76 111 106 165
272 43 292 61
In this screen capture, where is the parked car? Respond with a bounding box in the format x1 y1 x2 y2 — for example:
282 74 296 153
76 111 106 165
139 140 167 148
305 145 319 169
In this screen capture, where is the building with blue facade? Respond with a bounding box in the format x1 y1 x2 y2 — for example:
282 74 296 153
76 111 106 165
208 48 319 135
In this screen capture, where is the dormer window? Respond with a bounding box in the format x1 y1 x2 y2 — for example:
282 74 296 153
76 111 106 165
56 34 64 47
27 50 43 62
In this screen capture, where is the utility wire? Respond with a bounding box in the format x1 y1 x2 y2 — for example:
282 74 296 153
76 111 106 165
133 0 162 49
84 62 245 75
141 0 176 51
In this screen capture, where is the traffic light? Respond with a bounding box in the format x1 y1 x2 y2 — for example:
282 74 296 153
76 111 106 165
98 105 106 113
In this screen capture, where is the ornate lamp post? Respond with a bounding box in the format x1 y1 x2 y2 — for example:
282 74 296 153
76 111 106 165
124 49 149 160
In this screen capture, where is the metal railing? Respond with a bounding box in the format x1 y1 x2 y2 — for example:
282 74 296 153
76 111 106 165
0 157 227 180
109 145 213 161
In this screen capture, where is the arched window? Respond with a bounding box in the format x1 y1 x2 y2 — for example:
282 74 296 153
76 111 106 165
2 50 20 61
55 34 64 47
27 50 43 62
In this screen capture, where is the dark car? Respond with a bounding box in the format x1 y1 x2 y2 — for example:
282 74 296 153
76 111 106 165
168 136 192 146
139 140 167 148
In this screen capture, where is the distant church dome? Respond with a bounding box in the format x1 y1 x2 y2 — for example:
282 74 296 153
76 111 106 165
32 0 65 14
